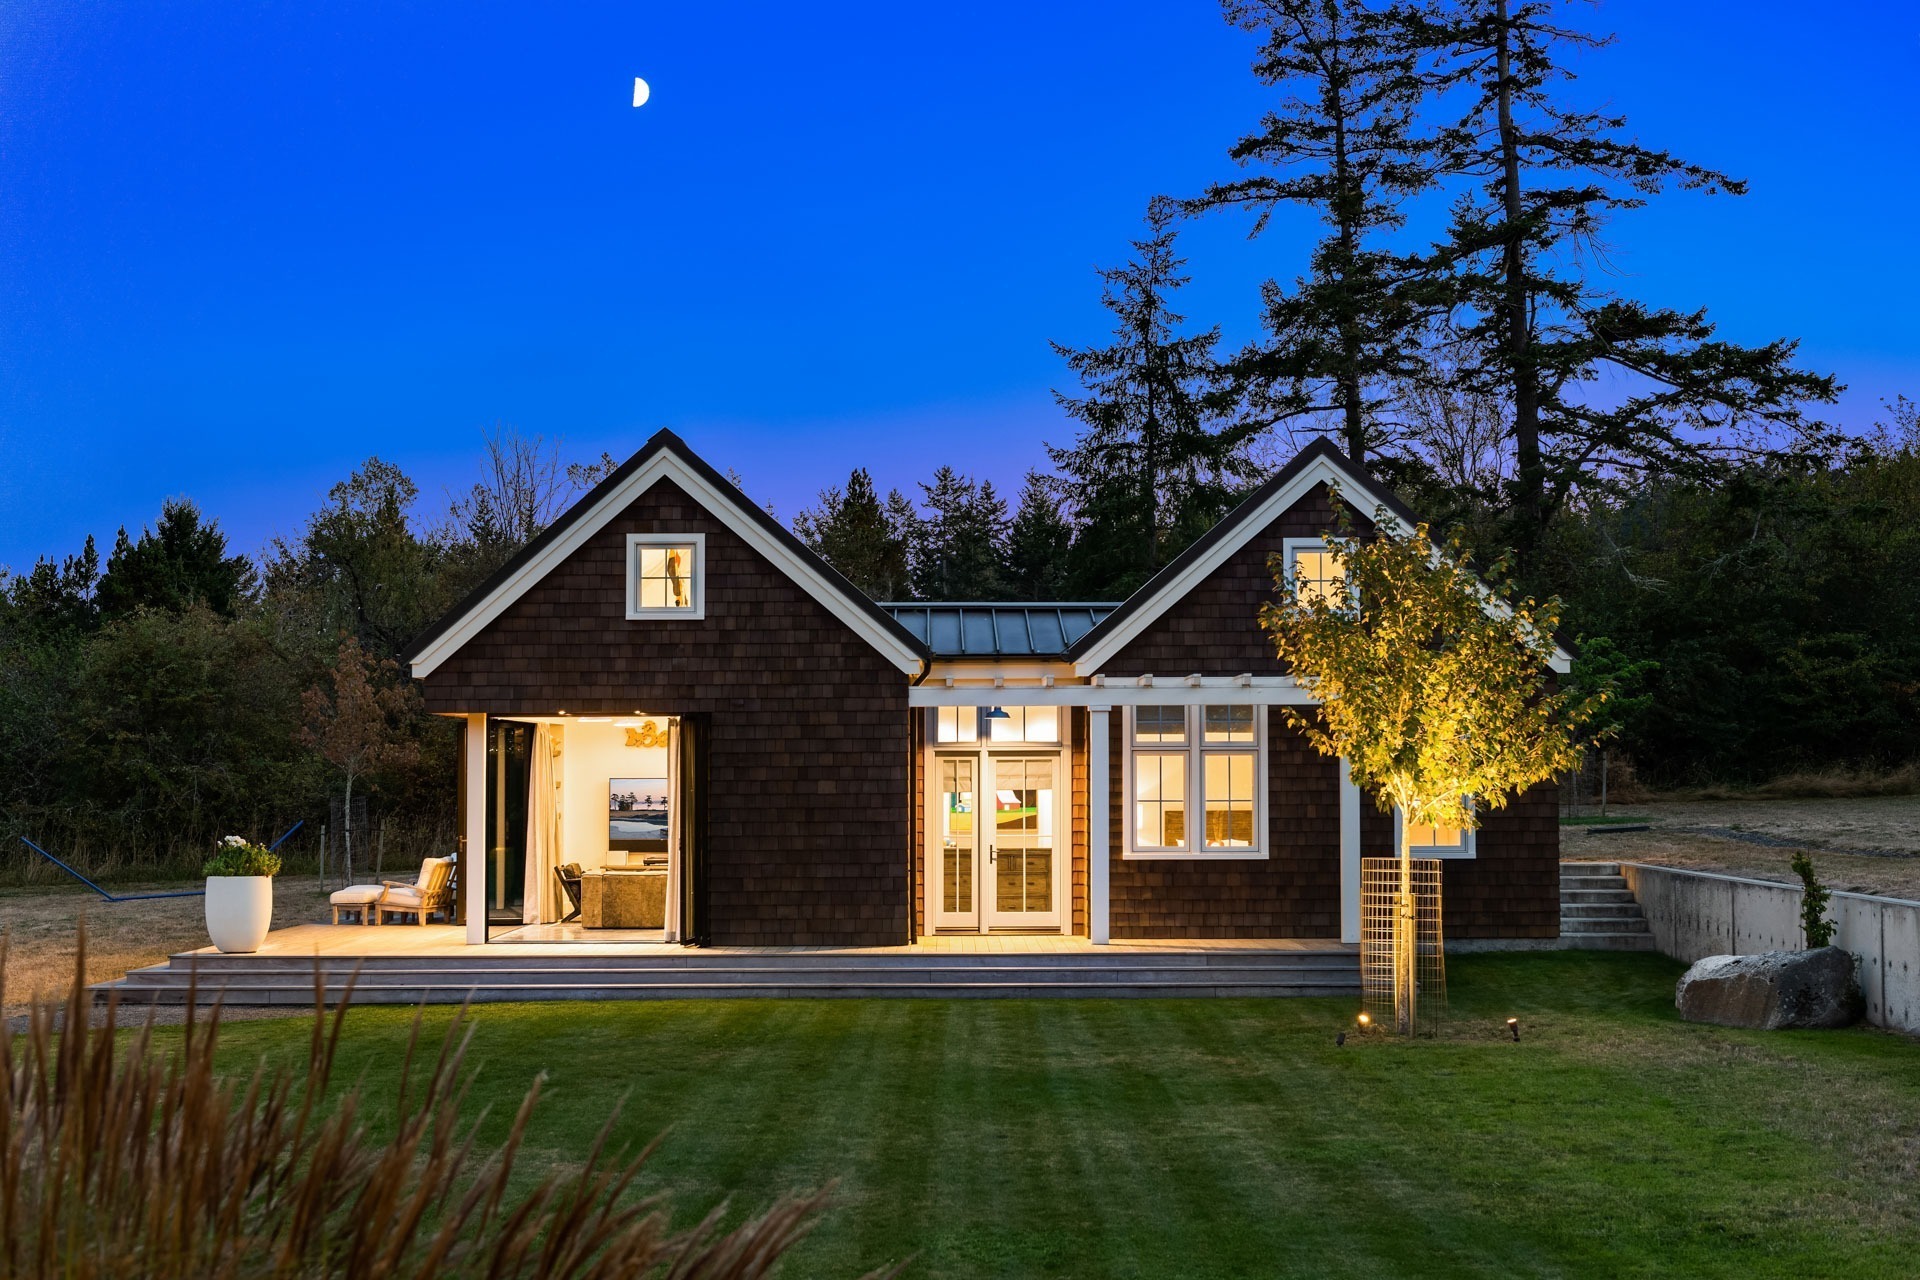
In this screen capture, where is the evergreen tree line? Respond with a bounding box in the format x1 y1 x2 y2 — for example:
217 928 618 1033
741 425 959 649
0 431 605 880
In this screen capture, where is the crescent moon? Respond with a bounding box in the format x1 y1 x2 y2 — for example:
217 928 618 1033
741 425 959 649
632 77 651 108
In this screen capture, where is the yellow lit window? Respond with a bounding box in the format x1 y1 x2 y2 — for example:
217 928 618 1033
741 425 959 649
1133 752 1187 849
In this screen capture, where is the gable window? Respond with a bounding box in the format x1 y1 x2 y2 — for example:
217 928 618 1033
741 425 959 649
626 534 706 620
1395 802 1477 859
1125 704 1267 858
1282 537 1351 610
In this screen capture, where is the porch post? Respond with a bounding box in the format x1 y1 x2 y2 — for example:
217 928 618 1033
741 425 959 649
1089 705 1111 945
464 713 488 944
1339 757 1361 944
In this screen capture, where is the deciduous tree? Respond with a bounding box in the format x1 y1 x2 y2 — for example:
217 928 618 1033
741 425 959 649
1261 508 1587 1031
299 635 422 883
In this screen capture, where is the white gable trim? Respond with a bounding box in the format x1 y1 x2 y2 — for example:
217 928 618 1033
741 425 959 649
410 450 926 678
1070 451 1573 676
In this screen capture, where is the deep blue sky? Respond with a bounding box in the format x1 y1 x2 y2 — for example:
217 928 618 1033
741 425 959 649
2 1 1915 570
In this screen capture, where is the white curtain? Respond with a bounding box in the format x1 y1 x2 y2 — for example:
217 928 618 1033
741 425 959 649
664 717 682 942
523 723 564 924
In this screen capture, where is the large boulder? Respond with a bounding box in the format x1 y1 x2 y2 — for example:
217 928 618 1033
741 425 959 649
1675 947 1864 1030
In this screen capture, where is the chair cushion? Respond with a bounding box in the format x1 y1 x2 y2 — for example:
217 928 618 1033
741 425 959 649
330 886 384 905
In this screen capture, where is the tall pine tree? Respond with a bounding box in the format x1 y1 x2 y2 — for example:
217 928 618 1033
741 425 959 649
1004 472 1074 601
1049 207 1251 599
912 467 1010 600
1186 0 1442 467
793 468 911 598
1406 0 1839 557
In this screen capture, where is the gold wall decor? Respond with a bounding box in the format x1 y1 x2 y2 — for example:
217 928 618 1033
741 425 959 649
624 721 666 749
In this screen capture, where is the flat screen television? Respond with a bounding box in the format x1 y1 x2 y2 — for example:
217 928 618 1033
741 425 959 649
608 777 669 853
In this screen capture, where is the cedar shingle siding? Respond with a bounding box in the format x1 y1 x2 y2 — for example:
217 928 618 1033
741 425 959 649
420 478 914 946
1097 481 1558 939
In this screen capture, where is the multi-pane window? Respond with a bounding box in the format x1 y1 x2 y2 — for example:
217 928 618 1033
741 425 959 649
627 535 704 618
988 706 1061 743
934 706 1059 744
935 706 979 743
1399 801 1476 858
1128 705 1265 857
1284 539 1350 610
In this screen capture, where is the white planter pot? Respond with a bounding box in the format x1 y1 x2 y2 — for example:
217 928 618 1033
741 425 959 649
205 876 274 953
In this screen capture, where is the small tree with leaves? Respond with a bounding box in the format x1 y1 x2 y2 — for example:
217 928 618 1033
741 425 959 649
1261 505 1587 1032
299 635 422 883
1790 851 1836 949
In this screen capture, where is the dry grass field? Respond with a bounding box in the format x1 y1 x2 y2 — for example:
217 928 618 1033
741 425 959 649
1565 794 1920 899
0 877 335 1017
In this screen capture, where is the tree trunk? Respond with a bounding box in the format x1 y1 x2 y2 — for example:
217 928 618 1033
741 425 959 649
1495 0 1544 557
1396 824 1417 1036
1328 37 1367 467
342 769 356 886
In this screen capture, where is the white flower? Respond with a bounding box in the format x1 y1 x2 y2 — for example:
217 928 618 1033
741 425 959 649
223 835 247 847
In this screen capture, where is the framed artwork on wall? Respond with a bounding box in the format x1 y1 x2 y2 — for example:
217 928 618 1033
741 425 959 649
609 778 669 852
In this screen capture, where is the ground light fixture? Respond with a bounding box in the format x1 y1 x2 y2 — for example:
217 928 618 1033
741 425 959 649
1356 1011 1371 1031
1507 1018 1521 1042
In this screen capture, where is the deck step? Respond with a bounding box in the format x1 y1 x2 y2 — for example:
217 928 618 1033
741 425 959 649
96 948 1362 1006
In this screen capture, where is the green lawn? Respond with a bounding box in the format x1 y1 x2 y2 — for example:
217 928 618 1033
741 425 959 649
200 953 1920 1279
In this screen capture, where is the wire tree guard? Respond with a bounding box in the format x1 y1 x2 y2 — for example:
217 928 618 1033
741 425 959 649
1361 857 1448 1035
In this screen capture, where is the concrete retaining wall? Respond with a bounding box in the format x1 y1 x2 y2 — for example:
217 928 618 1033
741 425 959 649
1619 862 1920 1034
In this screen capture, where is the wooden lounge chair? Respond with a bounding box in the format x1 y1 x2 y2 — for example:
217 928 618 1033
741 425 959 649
377 856 456 926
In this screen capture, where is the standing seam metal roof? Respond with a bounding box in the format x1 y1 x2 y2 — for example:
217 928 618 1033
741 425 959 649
880 603 1120 657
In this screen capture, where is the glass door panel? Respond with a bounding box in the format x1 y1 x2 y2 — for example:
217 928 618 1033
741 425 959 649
931 755 979 929
987 755 1059 927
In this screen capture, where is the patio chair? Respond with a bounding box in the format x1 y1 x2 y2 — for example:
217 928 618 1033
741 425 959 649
377 855 457 926
555 863 584 924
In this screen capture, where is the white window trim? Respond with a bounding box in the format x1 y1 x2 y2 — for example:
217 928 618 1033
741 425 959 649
1281 536 1359 611
1394 803 1478 859
930 705 1062 747
1122 704 1269 861
625 532 706 620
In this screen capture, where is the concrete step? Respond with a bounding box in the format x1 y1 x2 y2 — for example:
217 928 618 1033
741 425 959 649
1560 862 1622 876
1560 916 1649 934
1556 932 1658 952
1560 888 1636 904
1559 902 1646 918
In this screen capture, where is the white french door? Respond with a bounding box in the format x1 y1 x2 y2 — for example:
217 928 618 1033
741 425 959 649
928 747 1064 932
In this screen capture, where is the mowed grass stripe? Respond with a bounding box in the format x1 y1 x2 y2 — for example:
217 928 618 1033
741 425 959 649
202 953 1919 1278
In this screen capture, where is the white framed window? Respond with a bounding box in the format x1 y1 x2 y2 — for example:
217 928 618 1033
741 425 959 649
1395 802 1477 859
1282 537 1354 611
931 706 1060 745
626 533 705 620
1124 704 1267 859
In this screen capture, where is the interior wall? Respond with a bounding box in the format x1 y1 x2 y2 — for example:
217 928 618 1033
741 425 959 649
558 721 669 872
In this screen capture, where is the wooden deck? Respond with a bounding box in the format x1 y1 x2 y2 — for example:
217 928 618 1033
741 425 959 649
96 923 1361 1006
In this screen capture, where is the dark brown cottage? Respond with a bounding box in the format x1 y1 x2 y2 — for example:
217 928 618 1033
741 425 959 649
406 430 1567 948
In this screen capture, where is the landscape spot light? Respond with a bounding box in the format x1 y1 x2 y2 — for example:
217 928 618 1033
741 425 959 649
1356 1011 1371 1031
1336 1031 1347 1047
1506 1018 1520 1042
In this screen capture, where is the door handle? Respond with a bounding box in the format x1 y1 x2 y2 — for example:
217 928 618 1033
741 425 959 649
988 846 996 865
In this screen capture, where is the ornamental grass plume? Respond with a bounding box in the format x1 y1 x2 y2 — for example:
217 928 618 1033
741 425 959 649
0 927 891 1280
